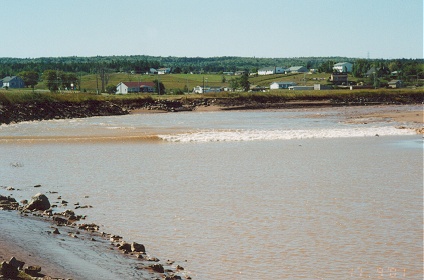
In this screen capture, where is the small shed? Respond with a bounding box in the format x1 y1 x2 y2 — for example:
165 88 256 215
388 80 403 88
270 82 297 89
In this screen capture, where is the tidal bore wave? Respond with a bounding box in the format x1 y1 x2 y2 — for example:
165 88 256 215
158 126 416 142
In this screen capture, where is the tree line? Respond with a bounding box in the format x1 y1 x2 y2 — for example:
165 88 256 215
1 55 422 92
0 55 365 76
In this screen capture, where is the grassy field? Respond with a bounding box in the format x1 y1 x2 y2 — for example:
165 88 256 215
31 72 338 93
2 86 422 105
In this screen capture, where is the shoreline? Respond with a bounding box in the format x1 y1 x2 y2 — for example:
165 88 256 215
1 91 423 125
0 192 190 280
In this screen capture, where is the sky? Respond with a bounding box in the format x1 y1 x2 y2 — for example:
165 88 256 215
1 0 423 59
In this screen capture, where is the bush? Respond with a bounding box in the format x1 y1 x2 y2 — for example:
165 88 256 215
105 85 117 94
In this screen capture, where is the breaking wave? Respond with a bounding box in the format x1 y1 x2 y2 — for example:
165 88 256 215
158 126 416 142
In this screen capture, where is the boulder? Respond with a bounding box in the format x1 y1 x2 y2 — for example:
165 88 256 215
24 265 41 276
150 263 164 273
118 242 132 252
1 261 19 278
25 193 51 211
8 257 25 270
131 242 146 253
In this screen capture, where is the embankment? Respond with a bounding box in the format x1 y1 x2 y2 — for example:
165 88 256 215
0 90 422 125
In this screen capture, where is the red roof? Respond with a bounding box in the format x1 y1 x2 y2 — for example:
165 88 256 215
122 82 155 87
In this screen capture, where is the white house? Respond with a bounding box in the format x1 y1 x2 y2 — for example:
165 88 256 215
333 62 353 73
270 82 297 89
116 81 155 94
158 68 171 75
287 66 308 73
1 76 25 88
258 67 285 75
192 86 222 94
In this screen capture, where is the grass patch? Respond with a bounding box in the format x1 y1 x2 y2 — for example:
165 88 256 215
1 88 422 106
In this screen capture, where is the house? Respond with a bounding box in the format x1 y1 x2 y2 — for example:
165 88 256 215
270 81 297 90
365 67 377 77
313 84 331 90
258 67 285 75
149 68 158 74
116 81 155 94
330 72 348 85
1 76 25 88
333 62 353 73
235 71 246 76
192 86 222 94
158 68 171 75
388 80 403 88
287 66 308 73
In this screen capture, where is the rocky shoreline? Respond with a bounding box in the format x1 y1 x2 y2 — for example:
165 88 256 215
0 190 190 280
1 92 422 125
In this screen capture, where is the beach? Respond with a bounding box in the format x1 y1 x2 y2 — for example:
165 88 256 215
1 103 422 279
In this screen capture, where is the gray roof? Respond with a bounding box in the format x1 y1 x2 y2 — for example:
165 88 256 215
334 62 352 66
288 66 306 71
1 76 17 82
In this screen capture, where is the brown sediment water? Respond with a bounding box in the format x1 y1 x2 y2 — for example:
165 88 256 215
1 105 422 279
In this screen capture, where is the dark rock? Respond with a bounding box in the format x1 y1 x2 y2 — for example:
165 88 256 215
8 257 25 270
131 242 146 253
25 193 51 211
118 242 132 251
52 216 68 225
0 195 19 210
1 261 19 278
24 265 42 276
150 263 164 273
78 223 99 231
53 228 60 234
110 235 122 242
34 184 41 188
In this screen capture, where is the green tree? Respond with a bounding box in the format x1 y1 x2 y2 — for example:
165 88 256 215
228 78 239 91
153 79 165 94
62 73 78 90
239 73 250 91
106 84 117 94
18 71 39 91
42 70 61 91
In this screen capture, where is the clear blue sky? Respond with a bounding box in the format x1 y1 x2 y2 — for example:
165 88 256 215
2 0 423 59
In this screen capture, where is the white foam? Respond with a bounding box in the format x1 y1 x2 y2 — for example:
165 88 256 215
158 126 416 142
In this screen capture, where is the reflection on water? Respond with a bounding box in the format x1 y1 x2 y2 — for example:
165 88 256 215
0 108 422 279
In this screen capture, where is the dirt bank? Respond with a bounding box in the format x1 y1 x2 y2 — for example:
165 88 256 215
1 92 422 125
